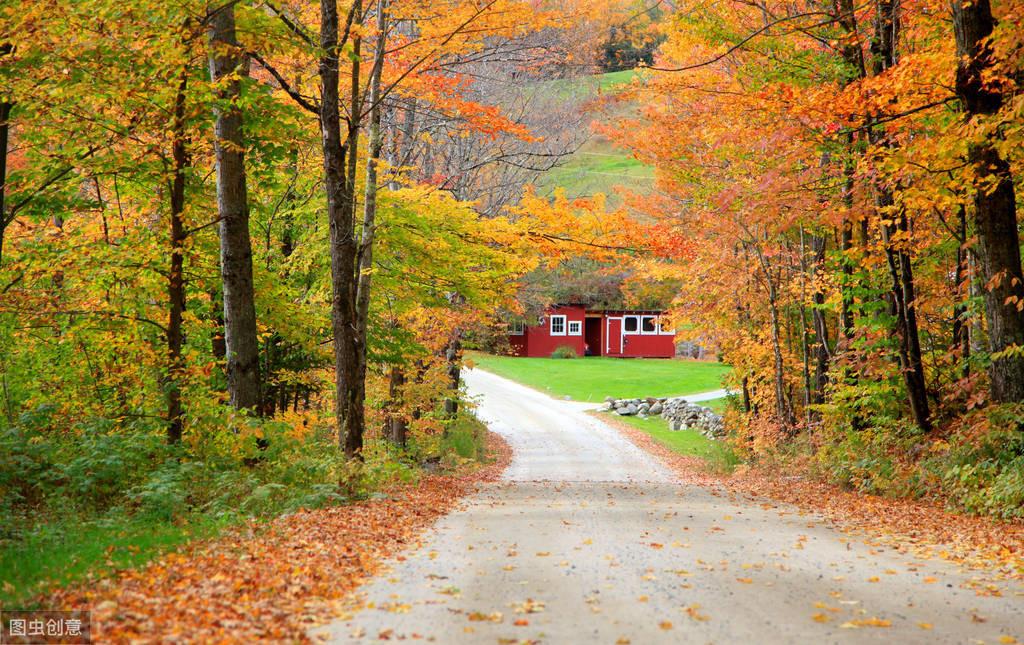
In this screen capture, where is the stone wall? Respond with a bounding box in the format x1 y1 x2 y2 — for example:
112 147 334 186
601 396 725 439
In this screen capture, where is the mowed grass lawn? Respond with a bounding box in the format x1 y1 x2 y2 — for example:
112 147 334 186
468 352 730 402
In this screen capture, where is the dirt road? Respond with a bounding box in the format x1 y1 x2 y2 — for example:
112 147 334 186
314 369 1022 644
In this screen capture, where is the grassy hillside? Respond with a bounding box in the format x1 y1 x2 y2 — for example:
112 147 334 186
534 70 654 202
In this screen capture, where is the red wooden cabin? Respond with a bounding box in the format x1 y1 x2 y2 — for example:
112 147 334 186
508 305 676 358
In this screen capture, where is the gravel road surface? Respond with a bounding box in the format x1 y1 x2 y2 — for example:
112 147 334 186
313 369 1022 644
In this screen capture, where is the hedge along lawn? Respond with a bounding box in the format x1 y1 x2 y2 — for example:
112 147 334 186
606 412 740 471
467 352 730 402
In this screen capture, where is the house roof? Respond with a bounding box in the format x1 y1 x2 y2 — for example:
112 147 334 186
546 304 666 315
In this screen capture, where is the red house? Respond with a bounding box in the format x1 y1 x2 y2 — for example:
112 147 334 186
508 305 676 358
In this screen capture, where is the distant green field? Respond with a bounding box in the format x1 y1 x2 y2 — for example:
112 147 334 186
539 68 640 99
468 352 729 402
541 143 654 200
533 70 654 202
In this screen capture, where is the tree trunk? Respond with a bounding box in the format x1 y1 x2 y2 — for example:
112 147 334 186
951 204 970 371
356 0 387 337
952 0 1024 403
741 375 751 414
0 98 10 268
209 4 261 411
810 234 830 404
865 0 930 431
320 0 365 457
766 284 790 427
879 205 932 432
443 291 466 419
443 334 462 418
165 69 189 445
386 365 407 447
0 42 12 267
798 229 812 422
210 287 227 359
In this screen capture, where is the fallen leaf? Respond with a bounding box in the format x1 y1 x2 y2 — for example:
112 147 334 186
684 604 710 621
512 598 545 614
841 617 892 628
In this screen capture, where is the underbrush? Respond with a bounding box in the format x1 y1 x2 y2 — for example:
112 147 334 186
0 408 491 605
550 345 578 359
725 403 1024 521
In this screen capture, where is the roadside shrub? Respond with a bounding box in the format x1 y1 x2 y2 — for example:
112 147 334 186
936 405 1024 519
128 460 200 522
53 426 172 511
551 345 578 359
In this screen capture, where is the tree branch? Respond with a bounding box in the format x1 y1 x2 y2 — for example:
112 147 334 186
249 52 320 113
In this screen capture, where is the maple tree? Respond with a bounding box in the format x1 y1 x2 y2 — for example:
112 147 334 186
602 0 1024 515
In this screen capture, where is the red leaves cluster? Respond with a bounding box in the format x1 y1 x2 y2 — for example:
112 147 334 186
47 434 512 643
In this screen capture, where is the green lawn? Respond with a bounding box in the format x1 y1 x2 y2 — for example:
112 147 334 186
468 352 729 402
608 413 739 471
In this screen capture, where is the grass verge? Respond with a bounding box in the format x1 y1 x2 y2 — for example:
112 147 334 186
440 413 490 462
1 414 495 608
45 428 512 641
0 513 228 607
602 412 739 472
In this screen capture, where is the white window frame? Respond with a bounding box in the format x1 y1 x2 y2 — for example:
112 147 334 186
567 320 582 336
623 315 640 335
550 314 567 336
641 315 658 335
509 321 525 336
658 317 676 335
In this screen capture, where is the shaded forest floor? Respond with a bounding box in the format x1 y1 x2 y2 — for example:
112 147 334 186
41 433 512 643
602 414 1024 587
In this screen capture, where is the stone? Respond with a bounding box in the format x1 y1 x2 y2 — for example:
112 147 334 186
606 394 724 438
